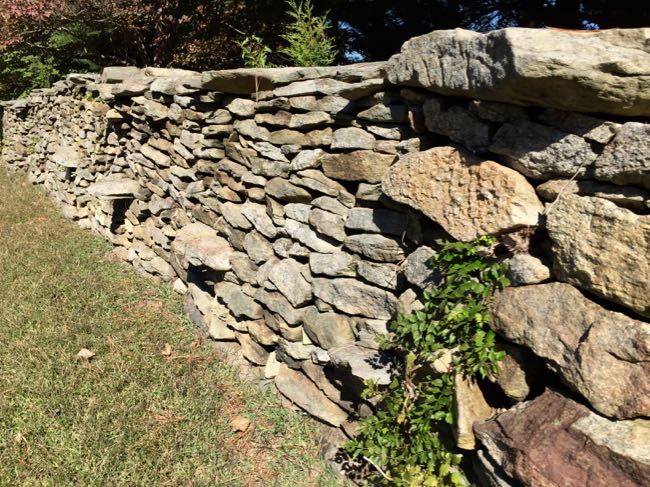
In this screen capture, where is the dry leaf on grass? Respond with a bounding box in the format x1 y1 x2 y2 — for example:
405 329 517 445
76 348 95 361
230 415 252 433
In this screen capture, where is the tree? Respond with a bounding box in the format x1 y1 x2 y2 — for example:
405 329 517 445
280 0 337 67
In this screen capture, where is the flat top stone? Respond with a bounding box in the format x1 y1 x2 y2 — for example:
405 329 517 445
172 222 233 271
201 63 384 94
386 27 650 117
88 178 141 200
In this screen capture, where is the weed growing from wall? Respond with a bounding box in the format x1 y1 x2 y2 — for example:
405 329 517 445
345 236 509 486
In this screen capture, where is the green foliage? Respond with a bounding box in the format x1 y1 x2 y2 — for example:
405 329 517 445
239 35 273 68
280 0 337 67
345 236 509 486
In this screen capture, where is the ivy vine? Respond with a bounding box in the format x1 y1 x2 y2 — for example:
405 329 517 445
344 236 510 486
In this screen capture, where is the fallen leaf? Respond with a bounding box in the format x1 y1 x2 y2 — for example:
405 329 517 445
161 343 172 357
230 415 252 433
76 348 95 361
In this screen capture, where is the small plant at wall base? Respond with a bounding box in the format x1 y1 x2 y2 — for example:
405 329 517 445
344 236 509 486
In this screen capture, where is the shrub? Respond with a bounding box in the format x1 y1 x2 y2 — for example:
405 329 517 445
280 0 337 67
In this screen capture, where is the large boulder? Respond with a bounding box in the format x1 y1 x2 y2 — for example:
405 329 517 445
382 146 543 241
474 390 650 487
386 27 650 117
546 195 650 317
491 283 650 419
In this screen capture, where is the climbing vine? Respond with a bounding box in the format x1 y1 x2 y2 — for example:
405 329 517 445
344 236 510 486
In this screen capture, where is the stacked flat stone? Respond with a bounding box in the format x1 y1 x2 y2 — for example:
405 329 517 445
1 27 648 487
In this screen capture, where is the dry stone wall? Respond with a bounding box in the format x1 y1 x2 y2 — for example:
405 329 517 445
2 27 649 487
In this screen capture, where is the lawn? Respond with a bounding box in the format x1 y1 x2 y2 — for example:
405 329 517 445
0 168 339 486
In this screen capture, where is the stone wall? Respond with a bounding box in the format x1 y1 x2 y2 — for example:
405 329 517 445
1 27 648 487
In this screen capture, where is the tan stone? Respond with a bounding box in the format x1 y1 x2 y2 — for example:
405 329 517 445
382 146 543 241
454 374 494 450
546 195 650 317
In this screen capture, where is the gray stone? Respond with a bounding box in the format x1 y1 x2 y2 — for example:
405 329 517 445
250 141 290 162
546 195 649 317
382 146 543 241
321 151 396 183
237 332 269 365
423 98 490 150
357 261 401 290
506 254 551 285
274 363 348 427
491 283 650 419
289 95 353 113
537 109 619 144
403 246 437 289
489 120 599 180
312 278 398 319
290 149 326 171
242 230 274 264
265 178 311 203
88 178 141 200
331 127 376 150
329 344 393 385
240 202 277 238
284 219 340 253
536 179 650 211
309 252 358 277
268 258 313 307
344 234 405 263
386 27 650 117
254 289 304 325
51 144 83 168
291 170 355 206
594 122 650 188
220 202 252 230
215 282 263 320
357 103 409 123
302 307 356 349
289 111 332 129
311 196 349 217
225 98 256 117
308 209 347 242
344 207 408 236
229 252 258 284
172 222 233 271
247 319 278 347
141 144 172 167
283 203 311 223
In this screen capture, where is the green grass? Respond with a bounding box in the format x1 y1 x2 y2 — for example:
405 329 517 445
0 168 339 486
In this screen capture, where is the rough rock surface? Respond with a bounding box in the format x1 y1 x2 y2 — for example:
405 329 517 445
594 122 650 188
382 146 543 241
386 27 650 117
312 278 398 319
536 179 650 211
274 363 348 427
546 195 650 317
491 283 650 419
474 390 650 487
454 375 494 450
172 222 233 271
